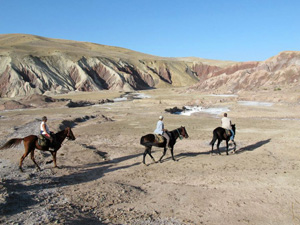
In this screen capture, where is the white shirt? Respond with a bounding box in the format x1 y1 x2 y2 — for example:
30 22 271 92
40 121 50 135
154 120 164 135
221 117 232 130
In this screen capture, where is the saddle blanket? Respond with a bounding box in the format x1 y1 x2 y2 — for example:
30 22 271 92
154 134 164 144
225 129 231 137
38 135 47 147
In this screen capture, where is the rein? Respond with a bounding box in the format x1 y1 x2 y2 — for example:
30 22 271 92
176 129 183 140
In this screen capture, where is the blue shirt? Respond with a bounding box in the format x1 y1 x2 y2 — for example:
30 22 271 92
154 120 164 135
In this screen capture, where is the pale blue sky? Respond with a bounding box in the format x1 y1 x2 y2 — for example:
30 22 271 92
1 0 299 61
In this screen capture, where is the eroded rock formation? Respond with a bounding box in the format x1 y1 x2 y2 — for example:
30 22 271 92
0 34 299 97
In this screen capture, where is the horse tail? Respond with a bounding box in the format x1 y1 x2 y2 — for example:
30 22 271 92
140 135 153 147
0 138 23 150
210 130 217 145
140 136 147 146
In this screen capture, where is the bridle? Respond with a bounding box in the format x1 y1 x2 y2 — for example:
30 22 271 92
176 127 187 140
66 128 73 140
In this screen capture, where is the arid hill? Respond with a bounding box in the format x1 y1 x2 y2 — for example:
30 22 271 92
0 34 234 97
0 34 299 98
190 51 300 93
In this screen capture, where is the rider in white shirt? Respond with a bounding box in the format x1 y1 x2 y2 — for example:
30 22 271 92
221 113 234 140
40 116 54 144
154 116 170 147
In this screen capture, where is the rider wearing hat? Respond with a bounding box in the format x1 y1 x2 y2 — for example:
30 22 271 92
154 116 170 148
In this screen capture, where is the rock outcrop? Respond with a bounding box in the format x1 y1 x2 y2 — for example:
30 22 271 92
1 34 299 97
1 34 229 97
191 51 300 92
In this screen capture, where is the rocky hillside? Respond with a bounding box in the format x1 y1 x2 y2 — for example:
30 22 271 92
0 34 235 97
1 34 299 97
190 51 300 93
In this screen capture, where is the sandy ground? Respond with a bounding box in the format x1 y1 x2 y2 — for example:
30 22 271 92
0 88 300 225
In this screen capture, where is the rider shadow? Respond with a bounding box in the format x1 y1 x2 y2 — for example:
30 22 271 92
236 139 271 154
81 144 108 160
167 150 211 162
0 150 142 218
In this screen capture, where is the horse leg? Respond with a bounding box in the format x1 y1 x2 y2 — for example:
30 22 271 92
147 146 156 163
143 146 155 165
211 140 215 155
225 140 229 155
143 147 148 165
232 140 237 153
50 151 58 168
217 139 221 155
30 150 41 171
19 150 30 172
170 147 177 161
210 133 217 155
159 147 167 163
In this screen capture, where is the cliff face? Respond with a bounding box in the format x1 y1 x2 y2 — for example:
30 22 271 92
1 34 299 97
0 54 200 97
191 51 300 92
0 34 214 97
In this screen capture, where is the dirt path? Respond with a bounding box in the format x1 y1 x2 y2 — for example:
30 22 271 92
1 88 300 224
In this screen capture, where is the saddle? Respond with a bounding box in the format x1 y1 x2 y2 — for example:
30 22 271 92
38 134 48 147
38 134 57 148
225 129 231 138
154 134 165 144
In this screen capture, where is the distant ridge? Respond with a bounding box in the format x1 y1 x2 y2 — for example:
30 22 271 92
0 34 236 97
0 34 299 97
190 51 300 93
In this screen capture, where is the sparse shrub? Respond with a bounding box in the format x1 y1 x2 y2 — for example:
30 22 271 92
274 87 281 91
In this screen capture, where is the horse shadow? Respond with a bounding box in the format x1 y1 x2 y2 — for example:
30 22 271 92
171 139 272 161
168 150 211 162
0 148 142 219
236 139 271 154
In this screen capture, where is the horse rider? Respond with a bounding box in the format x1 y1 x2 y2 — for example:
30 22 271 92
154 116 170 148
221 113 235 141
40 116 55 145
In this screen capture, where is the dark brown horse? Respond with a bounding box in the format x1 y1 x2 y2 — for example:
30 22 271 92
140 126 189 165
0 127 76 172
210 124 236 155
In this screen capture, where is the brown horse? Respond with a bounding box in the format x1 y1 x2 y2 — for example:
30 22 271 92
210 124 236 155
140 126 189 165
0 127 75 172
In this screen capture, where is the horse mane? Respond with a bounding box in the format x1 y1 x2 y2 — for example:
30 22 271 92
170 127 182 133
55 127 70 135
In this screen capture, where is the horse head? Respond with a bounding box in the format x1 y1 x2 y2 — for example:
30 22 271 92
180 126 189 138
66 127 76 140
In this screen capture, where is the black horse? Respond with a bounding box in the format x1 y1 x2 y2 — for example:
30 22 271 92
140 126 189 165
210 124 236 155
